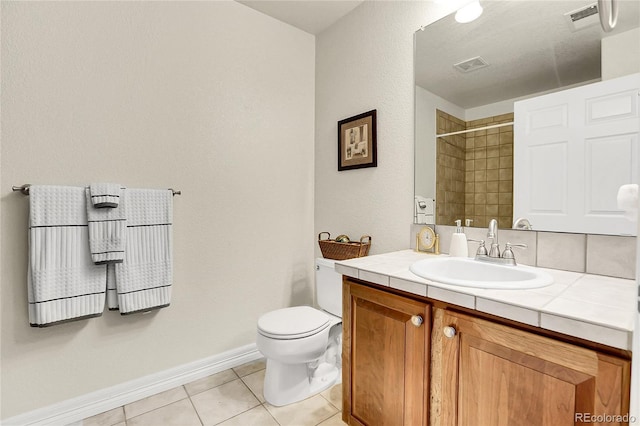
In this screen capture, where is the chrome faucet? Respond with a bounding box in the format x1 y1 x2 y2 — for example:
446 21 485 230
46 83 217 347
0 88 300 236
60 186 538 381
487 219 500 258
468 219 528 266
513 217 532 230
502 243 528 263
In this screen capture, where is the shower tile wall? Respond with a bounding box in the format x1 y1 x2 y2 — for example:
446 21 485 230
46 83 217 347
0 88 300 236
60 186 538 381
436 110 466 227
436 111 514 229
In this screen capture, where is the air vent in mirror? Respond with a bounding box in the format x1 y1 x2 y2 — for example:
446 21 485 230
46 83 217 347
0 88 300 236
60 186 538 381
565 3 599 31
453 56 489 73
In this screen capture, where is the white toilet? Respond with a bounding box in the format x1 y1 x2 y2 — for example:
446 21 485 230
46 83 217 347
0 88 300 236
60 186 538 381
256 258 342 406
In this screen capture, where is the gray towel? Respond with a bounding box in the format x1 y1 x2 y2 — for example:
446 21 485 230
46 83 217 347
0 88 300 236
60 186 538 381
114 189 173 314
28 185 107 327
90 183 122 208
86 187 126 264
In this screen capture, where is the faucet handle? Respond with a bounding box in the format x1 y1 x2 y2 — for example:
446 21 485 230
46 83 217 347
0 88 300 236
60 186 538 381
505 242 528 249
502 243 528 260
468 239 488 256
488 243 501 258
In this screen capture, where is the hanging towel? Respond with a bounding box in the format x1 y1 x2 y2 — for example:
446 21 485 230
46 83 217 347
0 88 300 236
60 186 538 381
89 183 122 208
86 186 126 264
114 189 173 314
107 264 118 310
28 185 107 327
617 184 639 221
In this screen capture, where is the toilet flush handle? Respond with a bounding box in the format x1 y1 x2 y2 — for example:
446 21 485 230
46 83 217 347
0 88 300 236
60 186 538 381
410 315 423 327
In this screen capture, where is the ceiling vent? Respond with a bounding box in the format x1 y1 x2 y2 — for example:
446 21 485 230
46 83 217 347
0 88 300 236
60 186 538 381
564 3 600 31
453 56 489 73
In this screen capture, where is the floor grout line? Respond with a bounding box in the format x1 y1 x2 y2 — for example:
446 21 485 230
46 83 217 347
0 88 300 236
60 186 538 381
83 360 345 426
185 394 205 426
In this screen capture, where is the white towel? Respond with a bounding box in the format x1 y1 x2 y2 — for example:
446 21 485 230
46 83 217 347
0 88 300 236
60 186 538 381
114 189 173 314
28 185 107 327
617 184 639 222
90 183 122 208
86 187 126 264
107 264 118 310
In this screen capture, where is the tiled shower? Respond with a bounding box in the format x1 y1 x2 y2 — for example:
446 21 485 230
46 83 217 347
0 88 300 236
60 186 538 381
436 110 514 229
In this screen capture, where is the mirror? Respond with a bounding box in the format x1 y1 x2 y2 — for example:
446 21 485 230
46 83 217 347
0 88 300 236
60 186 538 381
414 0 640 230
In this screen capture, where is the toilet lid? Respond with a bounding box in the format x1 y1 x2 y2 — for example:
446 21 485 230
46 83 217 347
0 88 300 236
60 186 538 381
258 306 331 339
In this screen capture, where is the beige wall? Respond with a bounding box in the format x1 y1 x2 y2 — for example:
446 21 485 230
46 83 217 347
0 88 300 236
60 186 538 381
415 86 466 203
602 27 640 80
0 1 314 418
315 1 460 255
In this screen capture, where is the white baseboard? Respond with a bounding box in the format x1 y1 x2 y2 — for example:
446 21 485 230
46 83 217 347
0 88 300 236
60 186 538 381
3 343 262 426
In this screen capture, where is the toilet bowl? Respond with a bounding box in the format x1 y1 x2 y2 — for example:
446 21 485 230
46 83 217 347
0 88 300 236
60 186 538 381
256 258 342 407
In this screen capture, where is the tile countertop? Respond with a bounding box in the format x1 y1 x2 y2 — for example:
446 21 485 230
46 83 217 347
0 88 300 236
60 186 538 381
335 250 636 351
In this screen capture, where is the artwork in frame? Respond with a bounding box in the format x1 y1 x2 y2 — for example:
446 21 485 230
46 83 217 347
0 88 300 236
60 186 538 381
338 109 377 171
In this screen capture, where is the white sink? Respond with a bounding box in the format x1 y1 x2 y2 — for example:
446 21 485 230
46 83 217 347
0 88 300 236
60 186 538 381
409 257 553 289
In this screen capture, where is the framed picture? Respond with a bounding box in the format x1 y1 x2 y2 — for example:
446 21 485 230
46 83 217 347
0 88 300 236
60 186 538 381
338 109 377 171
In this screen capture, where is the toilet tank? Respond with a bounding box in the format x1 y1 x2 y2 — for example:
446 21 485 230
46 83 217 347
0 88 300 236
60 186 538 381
315 258 342 318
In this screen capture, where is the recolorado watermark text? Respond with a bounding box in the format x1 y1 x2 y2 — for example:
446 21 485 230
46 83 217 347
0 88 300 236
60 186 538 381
575 413 637 423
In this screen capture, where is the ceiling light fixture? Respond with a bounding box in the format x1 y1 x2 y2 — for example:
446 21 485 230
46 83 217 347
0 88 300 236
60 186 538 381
455 0 483 23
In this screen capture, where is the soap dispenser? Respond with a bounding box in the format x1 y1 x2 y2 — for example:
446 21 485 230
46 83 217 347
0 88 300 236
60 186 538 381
449 220 468 257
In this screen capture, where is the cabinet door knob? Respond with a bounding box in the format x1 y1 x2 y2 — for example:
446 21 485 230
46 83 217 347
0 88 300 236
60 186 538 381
443 326 457 338
411 315 424 327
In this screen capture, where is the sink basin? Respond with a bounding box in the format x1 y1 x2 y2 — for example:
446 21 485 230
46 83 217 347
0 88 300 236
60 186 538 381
409 257 553 289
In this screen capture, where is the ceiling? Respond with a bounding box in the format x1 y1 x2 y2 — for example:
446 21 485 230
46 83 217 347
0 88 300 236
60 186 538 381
415 0 640 109
237 0 365 35
236 0 639 108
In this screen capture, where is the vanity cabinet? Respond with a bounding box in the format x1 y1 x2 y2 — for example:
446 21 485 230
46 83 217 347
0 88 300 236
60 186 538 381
342 280 431 426
431 309 631 426
342 278 631 426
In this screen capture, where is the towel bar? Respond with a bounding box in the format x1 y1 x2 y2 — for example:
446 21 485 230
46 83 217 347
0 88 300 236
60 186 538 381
12 184 31 195
12 184 181 196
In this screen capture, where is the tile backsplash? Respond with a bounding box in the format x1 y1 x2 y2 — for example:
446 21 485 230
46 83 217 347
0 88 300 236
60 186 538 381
410 224 637 280
537 232 586 273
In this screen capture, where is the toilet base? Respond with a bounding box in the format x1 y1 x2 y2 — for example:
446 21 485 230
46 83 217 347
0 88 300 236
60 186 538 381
263 359 341 407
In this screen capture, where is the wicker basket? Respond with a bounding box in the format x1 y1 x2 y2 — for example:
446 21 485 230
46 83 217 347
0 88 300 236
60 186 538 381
318 232 371 260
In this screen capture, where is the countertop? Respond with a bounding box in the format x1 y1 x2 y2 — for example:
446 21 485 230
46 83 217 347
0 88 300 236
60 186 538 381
335 250 636 351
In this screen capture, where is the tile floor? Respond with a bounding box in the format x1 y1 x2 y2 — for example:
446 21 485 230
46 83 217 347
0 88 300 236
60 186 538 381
82 359 345 426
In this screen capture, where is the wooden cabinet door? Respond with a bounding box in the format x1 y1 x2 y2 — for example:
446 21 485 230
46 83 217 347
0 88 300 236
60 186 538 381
433 310 631 426
343 280 431 426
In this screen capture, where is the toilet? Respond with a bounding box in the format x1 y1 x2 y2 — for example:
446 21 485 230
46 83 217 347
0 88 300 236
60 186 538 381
256 258 342 407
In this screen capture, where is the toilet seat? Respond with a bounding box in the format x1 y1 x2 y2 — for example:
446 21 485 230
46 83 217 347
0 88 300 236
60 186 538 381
258 306 331 340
